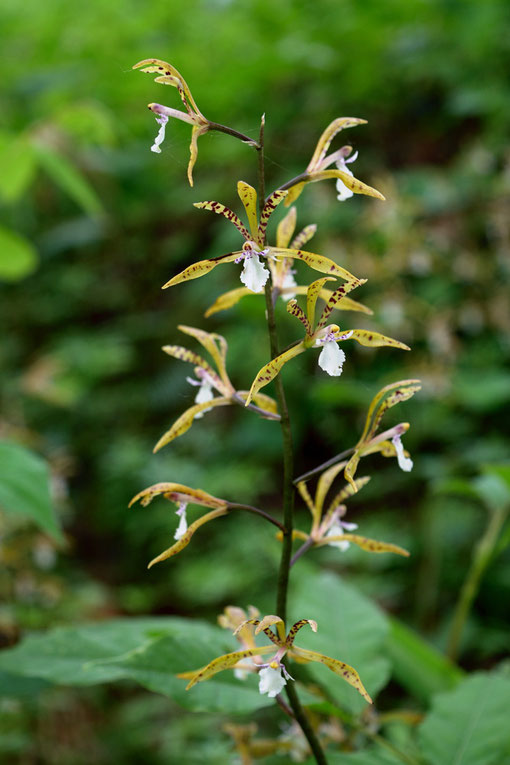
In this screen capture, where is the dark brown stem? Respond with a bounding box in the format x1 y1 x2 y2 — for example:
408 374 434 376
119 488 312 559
226 502 284 532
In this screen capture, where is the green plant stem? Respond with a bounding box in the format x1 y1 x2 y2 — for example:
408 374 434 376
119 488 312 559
258 116 328 765
226 502 284 531
208 120 260 147
447 504 507 662
294 447 355 484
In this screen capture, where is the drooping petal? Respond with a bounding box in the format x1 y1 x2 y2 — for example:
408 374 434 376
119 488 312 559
318 341 346 376
324 521 357 551
153 396 231 452
148 506 229 568
129 482 227 510
257 190 288 244
392 435 414 472
187 124 208 187
307 117 367 171
174 503 188 540
240 254 270 293
133 58 204 118
259 666 287 698
335 163 355 201
358 380 421 446
285 619 318 647
192 379 214 418
237 181 259 241
204 287 253 317
289 645 372 703
286 299 312 334
305 169 385 201
318 532 410 557
184 645 274 689
306 277 336 326
245 342 306 405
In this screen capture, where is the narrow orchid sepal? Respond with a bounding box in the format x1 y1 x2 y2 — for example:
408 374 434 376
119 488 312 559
185 645 274 689
148 507 229 568
289 645 372 703
153 396 231 452
245 342 306 405
316 533 410 557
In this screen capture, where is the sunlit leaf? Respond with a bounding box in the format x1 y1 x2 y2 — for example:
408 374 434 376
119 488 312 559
0 226 38 282
0 135 36 202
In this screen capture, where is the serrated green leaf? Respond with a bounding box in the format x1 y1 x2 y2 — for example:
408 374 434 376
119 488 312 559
419 671 510 765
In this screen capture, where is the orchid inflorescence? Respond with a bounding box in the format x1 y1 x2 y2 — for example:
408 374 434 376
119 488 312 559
131 58 419 750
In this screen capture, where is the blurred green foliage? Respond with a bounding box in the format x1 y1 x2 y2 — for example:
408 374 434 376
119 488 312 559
1 0 510 761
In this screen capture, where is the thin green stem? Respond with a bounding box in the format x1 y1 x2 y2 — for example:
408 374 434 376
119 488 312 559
294 448 355 485
257 114 328 765
207 120 260 147
447 504 508 661
226 502 284 532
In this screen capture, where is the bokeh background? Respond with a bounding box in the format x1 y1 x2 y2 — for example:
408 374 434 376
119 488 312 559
1 0 510 762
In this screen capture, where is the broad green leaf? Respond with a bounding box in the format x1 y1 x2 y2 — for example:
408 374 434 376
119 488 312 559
0 226 38 282
0 136 36 202
0 440 62 540
419 671 510 765
386 618 464 704
0 617 274 713
34 145 102 215
291 569 390 714
0 670 49 699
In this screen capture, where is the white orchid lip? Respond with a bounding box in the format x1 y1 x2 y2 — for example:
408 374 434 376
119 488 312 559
186 368 215 418
235 242 271 293
325 519 358 551
174 501 188 540
392 434 414 472
335 150 358 201
151 114 169 154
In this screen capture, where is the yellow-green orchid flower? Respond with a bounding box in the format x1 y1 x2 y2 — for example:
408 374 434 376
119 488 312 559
162 181 363 293
283 117 385 206
342 379 421 489
245 279 410 405
179 614 372 703
153 324 279 452
204 205 373 318
129 482 229 568
133 58 211 186
291 468 409 559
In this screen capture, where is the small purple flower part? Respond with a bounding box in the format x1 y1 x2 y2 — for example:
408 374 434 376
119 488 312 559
151 114 169 154
174 501 188 540
325 520 358 551
392 434 414 472
336 150 358 201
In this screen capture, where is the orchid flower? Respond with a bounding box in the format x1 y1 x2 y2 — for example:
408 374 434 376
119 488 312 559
290 467 409 557
133 58 211 186
179 614 372 703
282 117 385 207
341 379 421 489
204 205 373 319
245 278 410 405
129 483 229 568
153 324 279 452
161 181 364 293
217 605 262 680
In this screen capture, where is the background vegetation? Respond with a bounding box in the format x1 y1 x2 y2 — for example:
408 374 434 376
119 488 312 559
1 0 509 762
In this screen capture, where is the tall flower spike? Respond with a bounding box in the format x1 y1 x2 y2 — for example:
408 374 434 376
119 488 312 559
180 615 372 704
133 58 210 186
283 117 385 206
154 325 279 452
246 279 410 405
163 183 364 292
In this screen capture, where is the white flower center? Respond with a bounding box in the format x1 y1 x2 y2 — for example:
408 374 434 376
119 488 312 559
258 666 287 698
240 252 270 293
325 520 358 551
392 435 414 472
187 372 215 418
318 340 346 377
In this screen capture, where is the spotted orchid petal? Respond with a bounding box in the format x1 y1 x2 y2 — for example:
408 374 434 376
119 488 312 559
289 645 372 703
162 345 228 395
341 329 410 351
153 396 232 452
148 506 229 568
276 206 297 249
270 247 363 284
194 200 251 241
129 482 227 511
245 342 306 405
317 532 409 557
184 645 274 689
237 182 259 241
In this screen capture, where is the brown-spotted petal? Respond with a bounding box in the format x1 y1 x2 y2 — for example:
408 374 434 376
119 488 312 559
178 325 230 387
358 380 421 446
318 533 409 557
129 482 227 510
346 330 411 351
185 645 274 689
308 117 367 171
257 190 288 244
148 506 229 568
289 645 372 703
306 277 336 327
194 201 251 241
317 281 367 330
237 181 259 240
270 248 362 283
286 299 312 335
245 342 306 405
162 345 227 394
290 224 317 250
276 206 297 249
153 397 231 452
162 251 242 288
285 619 318 647
204 287 254 317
